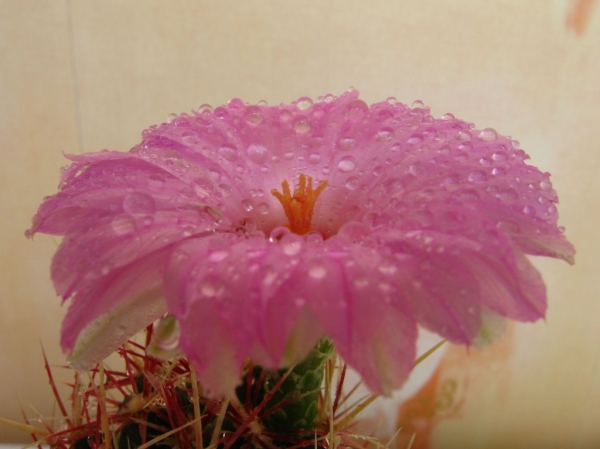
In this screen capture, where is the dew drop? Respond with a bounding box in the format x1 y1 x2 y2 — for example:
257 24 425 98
309 153 321 164
244 106 264 125
497 220 520 233
540 179 552 190
383 178 404 196
354 278 369 288
270 226 291 241
199 281 221 297
111 214 136 235
123 193 156 215
305 231 324 245
209 250 229 262
479 128 498 142
523 205 536 216
339 137 355 151
345 99 369 120
152 316 180 350
148 174 166 190
457 131 472 142
407 134 423 145
491 167 506 176
378 259 397 275
345 176 359 190
377 128 393 142
284 152 295 160
468 171 487 182
409 163 424 176
218 184 232 197
246 144 268 164
442 113 455 120
143 216 154 227
293 118 311 133
492 151 507 162
378 281 391 292
412 100 425 109
257 202 270 215
308 264 327 280
241 199 253 212
337 156 356 173
166 113 178 123
498 189 518 202
281 234 303 256
218 145 238 161
296 96 313 110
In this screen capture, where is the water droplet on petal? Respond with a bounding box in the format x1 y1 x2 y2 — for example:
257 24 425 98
497 220 520 233
281 234 303 256
308 263 327 279
257 202 270 214
339 137 355 151
123 193 156 215
305 231 324 245
492 151 507 162
468 171 487 182
246 144 268 164
442 113 455 120
218 145 238 161
540 179 552 190
199 281 222 297
377 128 393 142
152 316 180 350
378 258 397 275
148 174 166 190
383 178 404 196
293 117 311 133
296 96 313 110
337 156 356 173
492 167 506 176
345 99 369 120
244 106 264 125
345 176 359 190
338 221 370 242
407 134 423 145
523 205 536 216
166 113 178 123
457 131 472 142
309 153 321 164
209 250 229 262
479 128 498 142
412 100 425 109
270 226 291 241
354 278 368 288
498 189 518 202
241 199 253 212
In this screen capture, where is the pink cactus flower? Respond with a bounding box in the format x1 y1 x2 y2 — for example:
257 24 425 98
27 91 574 397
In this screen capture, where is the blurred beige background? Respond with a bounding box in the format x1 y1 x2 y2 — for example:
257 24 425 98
1 1 599 447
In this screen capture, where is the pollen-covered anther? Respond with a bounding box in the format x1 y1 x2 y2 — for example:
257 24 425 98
271 174 328 235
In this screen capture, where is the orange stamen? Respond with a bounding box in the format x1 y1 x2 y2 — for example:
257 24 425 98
271 174 328 235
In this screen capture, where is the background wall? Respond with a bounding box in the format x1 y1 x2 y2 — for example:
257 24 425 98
1 1 599 447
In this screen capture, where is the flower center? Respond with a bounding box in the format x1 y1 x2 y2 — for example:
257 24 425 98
271 174 328 235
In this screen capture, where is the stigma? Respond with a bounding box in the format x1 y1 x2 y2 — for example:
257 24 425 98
271 174 328 235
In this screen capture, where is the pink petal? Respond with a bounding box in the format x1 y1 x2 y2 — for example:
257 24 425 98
61 249 169 369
